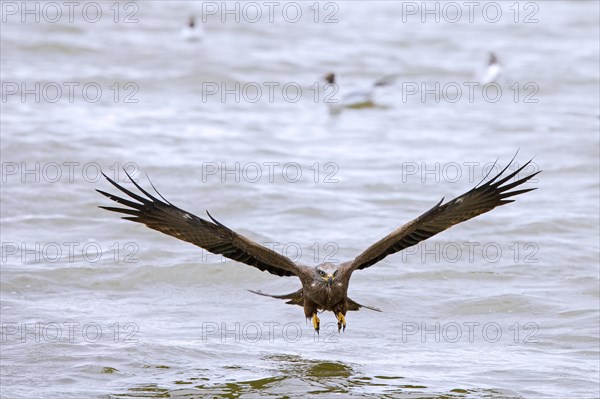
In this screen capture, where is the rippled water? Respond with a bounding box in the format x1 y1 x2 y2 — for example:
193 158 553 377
1 1 599 398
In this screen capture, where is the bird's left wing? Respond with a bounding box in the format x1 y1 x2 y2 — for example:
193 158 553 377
342 157 540 274
97 173 303 277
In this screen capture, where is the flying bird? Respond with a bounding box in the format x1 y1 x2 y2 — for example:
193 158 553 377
97 156 539 333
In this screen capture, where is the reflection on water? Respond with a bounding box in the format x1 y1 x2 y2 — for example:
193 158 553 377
108 355 525 398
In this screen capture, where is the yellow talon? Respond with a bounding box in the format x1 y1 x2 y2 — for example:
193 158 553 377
337 312 346 333
312 313 320 333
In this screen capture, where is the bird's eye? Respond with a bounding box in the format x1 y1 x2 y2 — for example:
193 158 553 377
318 270 325 276
333 270 338 276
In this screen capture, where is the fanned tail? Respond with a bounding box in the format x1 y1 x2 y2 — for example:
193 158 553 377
248 288 304 306
248 289 381 312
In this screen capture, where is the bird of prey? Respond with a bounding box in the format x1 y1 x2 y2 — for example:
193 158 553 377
97 156 539 333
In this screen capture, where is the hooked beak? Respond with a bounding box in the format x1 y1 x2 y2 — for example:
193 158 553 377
327 275 334 286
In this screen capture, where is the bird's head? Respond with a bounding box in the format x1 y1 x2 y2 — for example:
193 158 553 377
314 263 338 287
324 72 335 85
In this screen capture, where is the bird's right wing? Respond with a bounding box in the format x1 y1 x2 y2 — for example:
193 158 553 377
97 172 304 277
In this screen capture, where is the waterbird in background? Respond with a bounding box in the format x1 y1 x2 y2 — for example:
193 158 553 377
480 52 502 85
323 72 397 112
97 155 539 334
181 15 202 42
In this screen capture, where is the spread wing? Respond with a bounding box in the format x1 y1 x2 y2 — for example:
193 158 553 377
97 172 303 277
343 157 540 273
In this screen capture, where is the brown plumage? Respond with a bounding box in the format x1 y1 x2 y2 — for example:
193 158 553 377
97 156 539 333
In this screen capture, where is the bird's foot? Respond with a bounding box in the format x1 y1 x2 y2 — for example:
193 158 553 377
336 312 346 333
312 313 320 334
